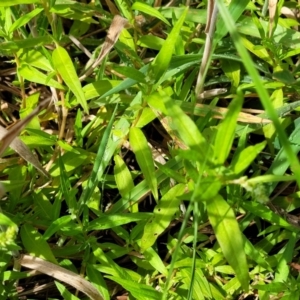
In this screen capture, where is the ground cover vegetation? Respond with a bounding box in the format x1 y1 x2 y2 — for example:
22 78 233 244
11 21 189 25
1 0 300 299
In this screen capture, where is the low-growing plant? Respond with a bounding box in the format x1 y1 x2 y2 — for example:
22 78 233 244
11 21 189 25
1 0 300 299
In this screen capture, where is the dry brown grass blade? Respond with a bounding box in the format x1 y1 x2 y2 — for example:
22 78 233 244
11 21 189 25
269 0 278 37
194 103 271 124
80 15 128 81
0 98 51 158
0 126 49 178
18 254 103 300
104 0 120 15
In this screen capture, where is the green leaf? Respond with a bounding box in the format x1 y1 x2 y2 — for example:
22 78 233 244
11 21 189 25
9 8 43 33
129 127 158 201
241 201 298 232
19 93 41 130
138 35 164 51
58 153 78 214
135 107 156 128
43 215 73 241
114 154 134 198
106 276 161 300
274 232 297 283
142 246 168 276
52 46 88 113
86 264 109 300
150 7 188 81
20 135 56 147
78 105 118 212
50 150 88 177
216 0 300 193
253 282 290 293
0 36 52 53
0 213 17 228
207 194 249 291
132 2 170 26
141 184 185 251
82 80 121 100
231 141 266 174
0 0 39 6
20 224 58 264
214 91 243 165
55 281 80 300
109 158 182 214
87 213 151 231
221 59 240 89
163 94 211 162
111 65 146 83
180 268 213 300
18 48 54 72
18 64 65 90
243 235 271 271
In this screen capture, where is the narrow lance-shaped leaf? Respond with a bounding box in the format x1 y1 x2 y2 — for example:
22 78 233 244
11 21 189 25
52 46 88 113
216 0 300 193
9 7 43 33
207 194 249 291
231 141 266 175
129 127 158 201
114 154 134 197
0 0 39 6
20 224 58 264
78 104 118 214
150 7 188 81
132 2 170 26
214 90 243 165
163 95 212 163
141 183 185 252
18 64 65 90
114 154 137 212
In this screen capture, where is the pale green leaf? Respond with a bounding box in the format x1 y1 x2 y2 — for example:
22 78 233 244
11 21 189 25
163 95 211 162
55 281 80 300
114 154 134 197
129 127 158 201
18 64 65 90
214 91 243 165
141 184 185 251
86 264 109 300
52 46 88 113
43 216 73 241
132 2 170 26
150 7 188 80
87 213 151 231
142 247 168 276
0 0 39 6
20 224 58 264
231 141 266 174
207 194 249 290
106 276 161 300
9 8 43 33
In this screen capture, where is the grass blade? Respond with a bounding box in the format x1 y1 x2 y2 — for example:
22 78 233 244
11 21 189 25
214 91 243 165
207 194 249 291
216 0 300 190
78 104 118 214
149 7 188 81
129 127 158 201
141 184 185 251
52 46 88 113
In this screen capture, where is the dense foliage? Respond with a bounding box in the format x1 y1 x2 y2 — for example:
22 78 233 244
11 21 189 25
1 0 300 299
